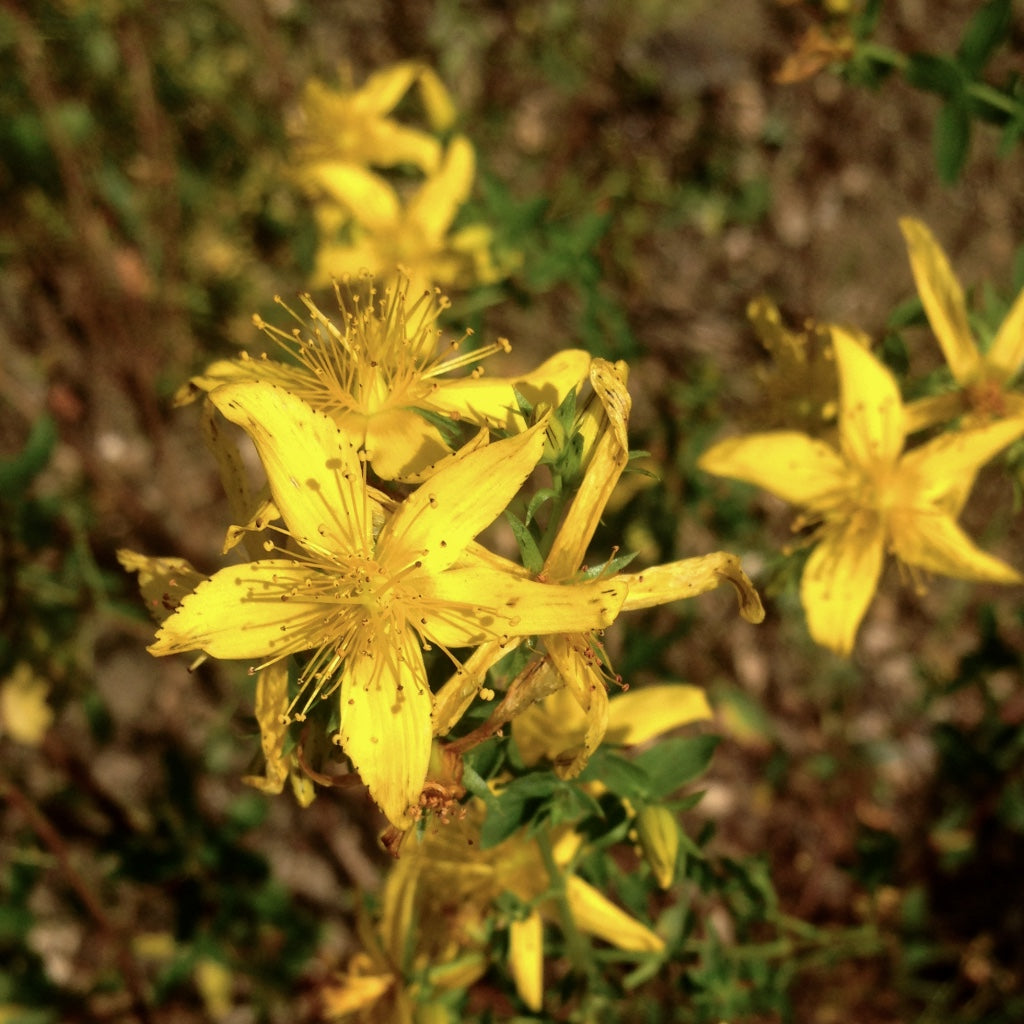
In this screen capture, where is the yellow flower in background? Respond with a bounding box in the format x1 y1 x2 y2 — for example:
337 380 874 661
177 276 590 481
379 802 663 1014
305 136 505 296
900 217 1024 431
700 328 1024 656
434 360 763 761
0 663 54 746
294 62 455 177
149 382 625 828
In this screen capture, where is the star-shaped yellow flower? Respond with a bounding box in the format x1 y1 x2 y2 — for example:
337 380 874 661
177 278 590 481
900 217 1024 431
303 135 501 296
294 62 455 177
700 328 1024 655
149 381 625 828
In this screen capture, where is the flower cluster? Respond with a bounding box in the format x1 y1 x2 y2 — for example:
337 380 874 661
122 273 762 833
289 62 511 296
700 218 1024 655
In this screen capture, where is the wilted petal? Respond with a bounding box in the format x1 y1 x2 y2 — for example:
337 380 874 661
117 549 207 625
242 661 291 795
545 634 609 777
619 552 764 623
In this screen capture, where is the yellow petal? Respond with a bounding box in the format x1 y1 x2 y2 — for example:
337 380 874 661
338 628 433 830
986 285 1024 383
409 136 474 241
545 634 609 777
508 912 544 1012
699 432 851 509
302 162 400 230
241 661 291 795
420 571 628 646
415 65 457 131
364 120 443 175
902 391 966 435
210 382 373 558
605 684 712 746
904 416 1024 507
379 420 549 576
361 407 451 481
1 663 53 746
545 359 631 579
432 640 507 736
148 561 328 660
564 875 664 952
432 349 592 433
800 513 886 656
833 328 905 471
117 549 207 624
635 805 680 890
510 684 586 766
619 552 764 623
899 217 980 384
890 511 1021 584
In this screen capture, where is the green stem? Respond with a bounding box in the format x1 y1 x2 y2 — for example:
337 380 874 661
536 830 596 984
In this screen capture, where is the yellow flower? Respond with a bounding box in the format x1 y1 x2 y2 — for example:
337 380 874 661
900 217 1024 431
178 278 590 481
294 62 455 177
0 663 54 746
387 801 663 1013
304 136 501 296
700 328 1024 655
434 360 763 762
149 382 625 828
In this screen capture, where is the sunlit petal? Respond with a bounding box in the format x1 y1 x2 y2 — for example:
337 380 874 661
800 515 885 656
899 217 980 384
211 382 372 556
605 684 712 745
834 328 904 471
565 875 664 952
380 420 549 575
986 286 1024 384
890 511 1021 583
699 432 851 508
148 561 327 660
338 628 433 829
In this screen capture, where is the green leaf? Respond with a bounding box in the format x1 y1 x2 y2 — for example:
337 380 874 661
579 748 652 803
957 0 1012 78
504 509 544 574
935 97 972 184
0 415 57 495
905 53 964 100
633 735 719 801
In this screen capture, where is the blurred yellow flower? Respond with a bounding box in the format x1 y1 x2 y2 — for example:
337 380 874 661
178 278 589 481
294 62 455 177
0 663 53 746
305 136 504 296
900 217 1024 431
149 382 625 828
700 328 1024 655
